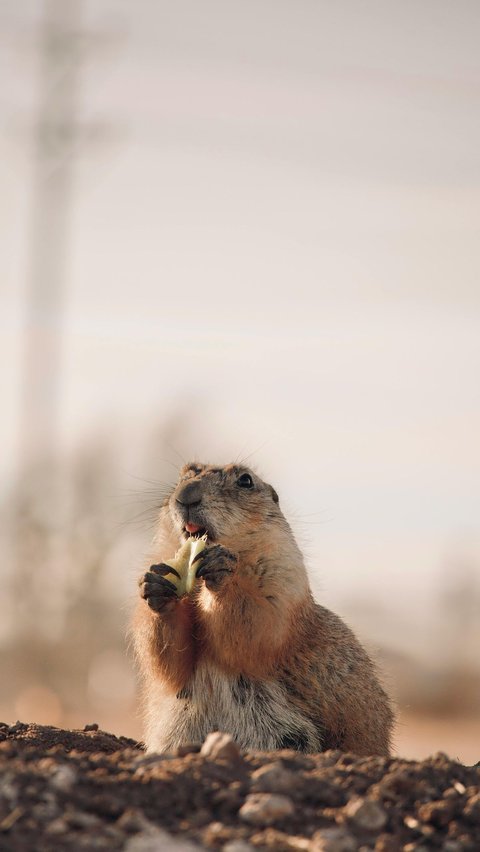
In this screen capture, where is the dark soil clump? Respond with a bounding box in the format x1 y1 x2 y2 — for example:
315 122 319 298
0 722 478 850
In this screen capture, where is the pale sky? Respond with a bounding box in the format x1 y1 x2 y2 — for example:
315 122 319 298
1 0 480 646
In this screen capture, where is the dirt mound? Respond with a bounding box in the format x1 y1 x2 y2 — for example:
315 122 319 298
0 722 478 851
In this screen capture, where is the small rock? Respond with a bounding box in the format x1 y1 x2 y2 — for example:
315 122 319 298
443 787 460 800
284 837 310 850
200 731 241 761
374 835 401 852
50 764 77 792
417 798 456 827
403 846 429 852
251 762 297 795
45 817 68 835
0 807 23 832
464 792 480 822
84 723 99 732
310 827 357 852
188 807 211 828
223 842 255 852
205 821 225 837
31 800 60 822
117 809 158 834
203 822 233 846
0 772 18 804
125 828 198 851
66 810 102 829
344 797 387 832
380 770 415 797
239 793 295 826
176 743 201 757
133 753 173 773
250 829 309 851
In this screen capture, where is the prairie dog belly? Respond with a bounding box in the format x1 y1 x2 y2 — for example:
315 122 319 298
143 661 321 754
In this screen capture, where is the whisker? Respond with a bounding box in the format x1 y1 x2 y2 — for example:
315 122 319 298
235 438 272 468
121 470 176 488
118 505 161 530
164 441 186 466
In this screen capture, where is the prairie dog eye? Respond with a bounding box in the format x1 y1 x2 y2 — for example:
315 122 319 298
237 473 254 489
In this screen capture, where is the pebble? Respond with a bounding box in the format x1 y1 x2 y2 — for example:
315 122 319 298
284 836 310 850
45 817 68 835
239 793 295 826
251 762 297 794
344 797 387 832
200 731 241 761
0 807 23 832
116 808 151 834
133 753 175 773
66 810 102 829
464 792 480 821
31 799 59 822
117 809 159 834
417 798 456 827
50 764 77 792
309 826 357 852
403 845 429 852
0 771 18 804
125 828 199 851
374 835 401 852
175 743 201 757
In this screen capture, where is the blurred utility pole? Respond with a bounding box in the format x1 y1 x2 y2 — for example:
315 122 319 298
12 0 122 638
19 0 82 473
10 0 85 640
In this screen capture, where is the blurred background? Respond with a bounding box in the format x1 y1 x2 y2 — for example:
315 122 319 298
1 0 479 763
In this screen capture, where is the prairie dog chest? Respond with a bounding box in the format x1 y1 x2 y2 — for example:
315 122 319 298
173 661 320 752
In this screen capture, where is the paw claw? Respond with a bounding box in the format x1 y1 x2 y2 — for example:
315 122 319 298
195 565 232 580
150 562 181 579
139 562 182 611
194 544 237 591
142 573 178 593
192 550 205 565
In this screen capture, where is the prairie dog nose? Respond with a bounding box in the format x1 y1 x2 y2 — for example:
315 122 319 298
176 480 202 507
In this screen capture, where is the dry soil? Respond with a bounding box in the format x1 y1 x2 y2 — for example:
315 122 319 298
0 722 479 851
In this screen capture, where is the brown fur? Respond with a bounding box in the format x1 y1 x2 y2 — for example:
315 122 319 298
131 462 395 755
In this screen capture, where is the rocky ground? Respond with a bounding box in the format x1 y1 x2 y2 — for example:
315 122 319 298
0 722 478 851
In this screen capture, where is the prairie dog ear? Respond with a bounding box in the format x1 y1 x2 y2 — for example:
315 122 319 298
269 485 279 504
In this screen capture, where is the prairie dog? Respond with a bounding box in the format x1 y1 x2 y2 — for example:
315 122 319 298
132 462 394 755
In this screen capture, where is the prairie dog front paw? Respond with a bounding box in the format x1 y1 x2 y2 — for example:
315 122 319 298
139 565 180 613
194 545 237 592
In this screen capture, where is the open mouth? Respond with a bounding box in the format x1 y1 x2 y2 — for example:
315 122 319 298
183 522 209 539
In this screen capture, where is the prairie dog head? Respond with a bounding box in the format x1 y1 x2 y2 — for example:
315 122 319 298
166 462 284 552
